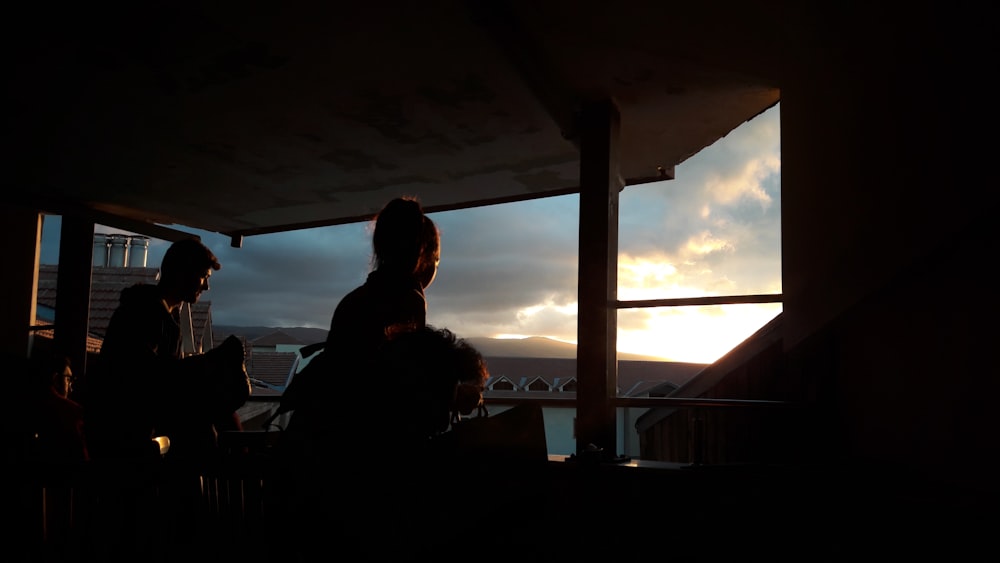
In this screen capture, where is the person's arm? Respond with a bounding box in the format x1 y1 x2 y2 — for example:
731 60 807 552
96 299 182 409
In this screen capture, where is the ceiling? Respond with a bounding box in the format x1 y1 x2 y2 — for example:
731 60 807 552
9 1 780 241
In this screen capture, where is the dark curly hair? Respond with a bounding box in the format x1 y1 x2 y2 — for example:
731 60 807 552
380 324 488 438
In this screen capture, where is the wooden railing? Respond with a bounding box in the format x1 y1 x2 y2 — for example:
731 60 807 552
9 391 805 561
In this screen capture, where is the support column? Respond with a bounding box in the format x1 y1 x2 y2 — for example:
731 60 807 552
575 99 622 458
1 205 42 359
55 216 94 382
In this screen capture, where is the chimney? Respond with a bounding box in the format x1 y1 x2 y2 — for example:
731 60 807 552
94 233 151 268
128 236 150 267
93 233 110 267
107 234 129 267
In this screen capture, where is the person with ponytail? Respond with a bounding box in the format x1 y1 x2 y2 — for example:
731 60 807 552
279 196 441 426
271 197 443 558
326 195 441 355
281 196 441 432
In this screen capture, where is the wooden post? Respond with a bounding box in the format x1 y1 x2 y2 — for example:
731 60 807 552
575 99 621 458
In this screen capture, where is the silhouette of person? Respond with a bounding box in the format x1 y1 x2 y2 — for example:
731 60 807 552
374 324 488 452
269 198 442 561
25 353 89 465
275 324 489 562
273 196 437 458
5 352 90 561
279 196 441 438
82 236 251 559
85 237 250 463
327 195 441 354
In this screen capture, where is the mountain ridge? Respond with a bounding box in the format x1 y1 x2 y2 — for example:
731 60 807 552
212 326 673 362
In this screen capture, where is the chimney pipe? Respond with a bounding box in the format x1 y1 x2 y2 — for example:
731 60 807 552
127 236 150 267
107 234 128 267
92 233 110 267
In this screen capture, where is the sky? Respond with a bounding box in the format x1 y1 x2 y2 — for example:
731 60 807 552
41 104 781 364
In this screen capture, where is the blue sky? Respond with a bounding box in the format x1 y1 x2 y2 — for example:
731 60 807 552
41 104 781 363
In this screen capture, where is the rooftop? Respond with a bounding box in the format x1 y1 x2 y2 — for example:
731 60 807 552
37 264 214 353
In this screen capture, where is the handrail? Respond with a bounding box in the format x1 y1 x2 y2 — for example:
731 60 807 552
243 395 800 409
616 293 782 309
612 397 799 409
481 396 799 409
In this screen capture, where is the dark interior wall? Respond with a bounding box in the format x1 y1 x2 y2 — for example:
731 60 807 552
780 4 997 487
2 206 42 359
788 219 994 486
835 230 993 485
781 3 974 348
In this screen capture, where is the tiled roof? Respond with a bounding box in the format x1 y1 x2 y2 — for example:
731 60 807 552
37 264 212 346
31 319 103 354
246 351 298 398
38 264 158 338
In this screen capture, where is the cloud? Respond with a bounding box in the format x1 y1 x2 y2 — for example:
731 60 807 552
40 104 782 363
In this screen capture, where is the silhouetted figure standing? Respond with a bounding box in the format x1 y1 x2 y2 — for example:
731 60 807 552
83 237 251 560
86 238 250 462
280 196 441 445
272 197 447 562
327 195 441 355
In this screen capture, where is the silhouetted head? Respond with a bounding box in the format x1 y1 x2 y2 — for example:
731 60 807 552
158 237 221 305
29 353 73 397
371 197 441 289
381 324 488 437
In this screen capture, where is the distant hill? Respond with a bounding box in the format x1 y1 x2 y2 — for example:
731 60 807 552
465 336 668 362
213 325 328 345
215 326 667 361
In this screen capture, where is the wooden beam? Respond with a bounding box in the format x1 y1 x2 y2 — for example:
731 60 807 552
54 216 94 379
575 98 621 458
